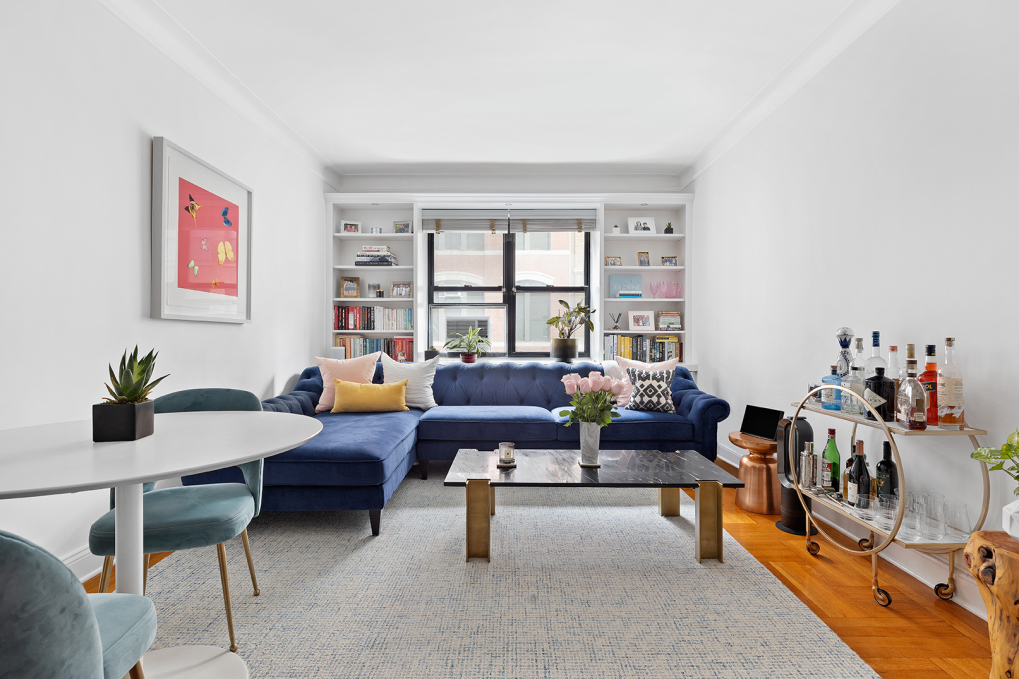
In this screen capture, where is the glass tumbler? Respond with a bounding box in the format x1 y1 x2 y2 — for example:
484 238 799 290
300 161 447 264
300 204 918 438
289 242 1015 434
876 495 897 531
899 491 922 541
944 501 971 541
922 492 946 541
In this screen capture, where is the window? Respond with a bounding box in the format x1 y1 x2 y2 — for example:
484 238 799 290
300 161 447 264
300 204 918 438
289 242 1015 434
429 231 590 357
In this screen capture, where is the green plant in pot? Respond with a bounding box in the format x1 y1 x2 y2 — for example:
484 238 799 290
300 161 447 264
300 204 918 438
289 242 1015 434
546 300 595 363
93 347 169 442
424 345 440 360
443 326 491 364
973 432 1019 538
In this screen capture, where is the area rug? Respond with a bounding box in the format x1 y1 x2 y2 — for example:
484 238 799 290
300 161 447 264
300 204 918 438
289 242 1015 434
144 464 878 678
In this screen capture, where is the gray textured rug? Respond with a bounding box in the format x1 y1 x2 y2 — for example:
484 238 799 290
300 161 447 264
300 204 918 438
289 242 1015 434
145 465 877 678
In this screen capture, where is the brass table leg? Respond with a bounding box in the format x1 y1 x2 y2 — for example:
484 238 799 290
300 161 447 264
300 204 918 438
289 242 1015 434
490 485 496 516
695 480 723 563
659 487 680 517
466 479 491 562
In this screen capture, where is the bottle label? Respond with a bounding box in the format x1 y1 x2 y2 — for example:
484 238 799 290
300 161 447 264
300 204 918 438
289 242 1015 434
821 460 832 487
938 377 963 406
863 388 886 407
847 481 858 504
822 388 834 404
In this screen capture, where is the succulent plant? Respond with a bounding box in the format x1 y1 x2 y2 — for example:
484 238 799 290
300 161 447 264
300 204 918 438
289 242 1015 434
103 346 169 404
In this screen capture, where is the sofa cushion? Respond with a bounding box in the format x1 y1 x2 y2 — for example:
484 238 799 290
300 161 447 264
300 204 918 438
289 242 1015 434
314 353 381 413
432 362 604 409
554 406 694 442
418 405 558 442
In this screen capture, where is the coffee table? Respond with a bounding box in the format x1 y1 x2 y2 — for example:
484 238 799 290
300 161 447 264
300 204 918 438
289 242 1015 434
444 448 743 563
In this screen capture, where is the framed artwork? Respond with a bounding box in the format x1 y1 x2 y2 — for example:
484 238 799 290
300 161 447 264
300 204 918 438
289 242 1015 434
661 256 678 266
393 221 412 234
637 252 651 267
151 137 252 323
627 217 656 234
605 256 622 266
341 276 361 298
340 221 361 234
628 311 654 330
391 281 413 298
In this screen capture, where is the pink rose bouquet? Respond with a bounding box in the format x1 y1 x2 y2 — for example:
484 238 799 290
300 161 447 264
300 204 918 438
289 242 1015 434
559 372 625 427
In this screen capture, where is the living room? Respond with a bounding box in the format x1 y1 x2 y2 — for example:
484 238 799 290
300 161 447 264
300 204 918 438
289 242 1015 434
1 1 1016 677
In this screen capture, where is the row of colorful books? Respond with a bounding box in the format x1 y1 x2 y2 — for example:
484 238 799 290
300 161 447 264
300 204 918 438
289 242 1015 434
331 335 414 362
334 305 413 331
605 334 682 363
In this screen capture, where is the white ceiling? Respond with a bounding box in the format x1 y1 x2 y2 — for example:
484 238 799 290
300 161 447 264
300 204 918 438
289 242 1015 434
154 0 856 176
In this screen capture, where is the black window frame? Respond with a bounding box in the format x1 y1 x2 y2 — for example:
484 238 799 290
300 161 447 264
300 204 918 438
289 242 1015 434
428 231 591 358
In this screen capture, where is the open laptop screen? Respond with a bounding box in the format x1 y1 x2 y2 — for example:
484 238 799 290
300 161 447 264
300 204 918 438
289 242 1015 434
739 405 784 441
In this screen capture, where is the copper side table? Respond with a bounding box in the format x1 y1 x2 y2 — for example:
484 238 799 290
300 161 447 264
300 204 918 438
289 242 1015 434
730 432 781 515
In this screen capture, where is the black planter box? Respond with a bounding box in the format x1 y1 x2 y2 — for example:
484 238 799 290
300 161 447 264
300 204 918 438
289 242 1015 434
424 350 440 360
92 400 155 442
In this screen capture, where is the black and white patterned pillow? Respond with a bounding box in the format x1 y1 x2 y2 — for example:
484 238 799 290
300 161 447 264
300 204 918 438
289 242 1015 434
625 368 676 413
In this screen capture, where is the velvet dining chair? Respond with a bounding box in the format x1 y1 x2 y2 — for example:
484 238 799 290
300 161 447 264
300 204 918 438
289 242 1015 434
88 388 263 653
0 529 156 679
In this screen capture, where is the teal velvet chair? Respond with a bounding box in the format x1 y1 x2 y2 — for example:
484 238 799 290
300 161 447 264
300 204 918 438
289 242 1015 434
88 388 263 653
0 530 156 679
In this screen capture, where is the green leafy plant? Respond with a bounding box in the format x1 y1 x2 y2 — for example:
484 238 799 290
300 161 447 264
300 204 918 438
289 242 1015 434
972 431 1019 496
443 326 492 356
546 300 595 339
102 346 169 404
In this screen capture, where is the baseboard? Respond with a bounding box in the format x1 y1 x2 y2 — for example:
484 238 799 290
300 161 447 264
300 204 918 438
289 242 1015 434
715 441 986 621
64 545 106 582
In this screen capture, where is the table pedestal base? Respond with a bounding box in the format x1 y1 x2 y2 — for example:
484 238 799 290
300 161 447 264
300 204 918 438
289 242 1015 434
143 646 248 678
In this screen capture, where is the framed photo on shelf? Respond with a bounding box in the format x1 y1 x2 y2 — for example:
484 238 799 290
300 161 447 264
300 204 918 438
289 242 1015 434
661 256 678 267
340 276 360 298
605 256 622 267
393 221 412 234
637 252 651 267
391 281 413 298
628 310 654 331
150 136 252 323
627 217 656 234
339 221 361 234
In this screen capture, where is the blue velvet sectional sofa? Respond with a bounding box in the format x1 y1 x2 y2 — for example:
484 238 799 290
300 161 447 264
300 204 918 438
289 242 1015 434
185 361 729 535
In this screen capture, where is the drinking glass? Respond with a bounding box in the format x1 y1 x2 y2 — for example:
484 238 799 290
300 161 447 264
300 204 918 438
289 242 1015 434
944 501 971 541
922 492 946 541
899 491 922 541
650 281 660 299
876 495 897 531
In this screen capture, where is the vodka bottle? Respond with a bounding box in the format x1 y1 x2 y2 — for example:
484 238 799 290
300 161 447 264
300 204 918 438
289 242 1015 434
938 337 965 429
841 366 865 416
865 331 887 380
850 337 866 375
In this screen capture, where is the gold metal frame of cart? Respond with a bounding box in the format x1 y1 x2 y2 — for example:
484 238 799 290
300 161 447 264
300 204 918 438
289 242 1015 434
788 384 989 607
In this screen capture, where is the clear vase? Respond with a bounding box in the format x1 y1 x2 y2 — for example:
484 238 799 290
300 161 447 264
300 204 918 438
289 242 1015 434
580 422 601 467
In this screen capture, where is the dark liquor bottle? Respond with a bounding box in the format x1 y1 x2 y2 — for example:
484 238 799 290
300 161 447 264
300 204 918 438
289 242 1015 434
875 441 898 498
918 344 939 426
864 367 895 421
847 441 872 518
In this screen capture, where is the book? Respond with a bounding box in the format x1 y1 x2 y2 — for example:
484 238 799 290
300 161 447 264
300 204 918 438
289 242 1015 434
609 274 642 298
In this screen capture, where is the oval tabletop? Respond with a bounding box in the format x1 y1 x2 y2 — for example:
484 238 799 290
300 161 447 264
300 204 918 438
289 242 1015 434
0 411 322 500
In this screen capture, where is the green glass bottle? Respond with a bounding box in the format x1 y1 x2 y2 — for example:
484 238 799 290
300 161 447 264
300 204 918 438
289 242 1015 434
820 428 840 491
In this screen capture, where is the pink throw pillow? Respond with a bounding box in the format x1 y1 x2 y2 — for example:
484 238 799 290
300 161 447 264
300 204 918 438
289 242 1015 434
314 353 381 413
613 356 679 408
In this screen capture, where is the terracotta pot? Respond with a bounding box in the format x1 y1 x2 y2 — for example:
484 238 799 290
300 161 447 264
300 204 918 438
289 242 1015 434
92 400 155 442
550 337 578 363
460 353 477 364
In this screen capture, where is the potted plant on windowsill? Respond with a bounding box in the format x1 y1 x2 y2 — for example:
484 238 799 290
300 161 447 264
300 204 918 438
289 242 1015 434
560 372 625 467
546 299 595 363
424 346 440 360
92 346 169 442
973 432 1019 538
443 326 491 364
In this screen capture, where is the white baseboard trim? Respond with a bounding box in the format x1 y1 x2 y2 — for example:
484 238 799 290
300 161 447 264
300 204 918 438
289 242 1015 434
64 545 106 582
715 441 985 621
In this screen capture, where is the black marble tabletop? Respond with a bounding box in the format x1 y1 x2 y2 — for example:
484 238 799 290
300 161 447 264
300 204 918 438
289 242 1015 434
443 448 744 488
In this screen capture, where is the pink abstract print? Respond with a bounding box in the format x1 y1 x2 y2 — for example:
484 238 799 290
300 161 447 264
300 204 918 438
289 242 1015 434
177 178 239 297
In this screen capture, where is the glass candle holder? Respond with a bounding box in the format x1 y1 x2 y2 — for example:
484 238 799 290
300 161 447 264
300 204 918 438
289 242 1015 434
498 442 515 463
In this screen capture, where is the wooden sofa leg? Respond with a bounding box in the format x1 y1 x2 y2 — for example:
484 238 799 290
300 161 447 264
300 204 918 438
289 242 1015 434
369 509 381 536
419 461 428 480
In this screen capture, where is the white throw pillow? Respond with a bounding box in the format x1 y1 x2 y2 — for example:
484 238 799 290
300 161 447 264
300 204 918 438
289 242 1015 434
380 354 439 410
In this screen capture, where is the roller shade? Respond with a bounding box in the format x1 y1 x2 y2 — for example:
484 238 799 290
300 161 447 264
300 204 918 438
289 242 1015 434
422 209 597 233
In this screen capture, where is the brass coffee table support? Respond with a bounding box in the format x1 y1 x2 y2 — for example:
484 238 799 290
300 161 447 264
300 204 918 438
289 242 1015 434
490 486 495 516
696 481 723 563
465 479 491 562
659 488 681 517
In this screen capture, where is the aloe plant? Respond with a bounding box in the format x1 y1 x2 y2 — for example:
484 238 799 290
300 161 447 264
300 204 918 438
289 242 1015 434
103 346 169 404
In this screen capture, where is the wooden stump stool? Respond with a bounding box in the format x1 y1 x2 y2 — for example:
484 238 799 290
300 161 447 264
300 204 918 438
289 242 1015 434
730 432 781 515
965 531 1019 679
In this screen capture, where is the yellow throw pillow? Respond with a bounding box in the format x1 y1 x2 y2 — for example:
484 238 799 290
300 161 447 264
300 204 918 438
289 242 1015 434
331 378 409 413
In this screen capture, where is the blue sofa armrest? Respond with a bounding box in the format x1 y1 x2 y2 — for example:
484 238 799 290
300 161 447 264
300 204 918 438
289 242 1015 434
261 390 317 416
673 388 730 461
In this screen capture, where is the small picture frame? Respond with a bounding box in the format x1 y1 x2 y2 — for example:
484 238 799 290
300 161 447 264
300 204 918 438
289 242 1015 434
661 256 678 267
628 311 654 330
627 217 656 234
391 281 413 298
637 252 651 267
605 256 622 266
340 221 361 234
340 276 360 298
393 221 412 234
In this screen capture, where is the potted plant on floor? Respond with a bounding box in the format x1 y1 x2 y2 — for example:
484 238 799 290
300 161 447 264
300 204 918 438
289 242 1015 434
443 326 491 364
93 346 169 442
546 300 595 363
560 372 625 467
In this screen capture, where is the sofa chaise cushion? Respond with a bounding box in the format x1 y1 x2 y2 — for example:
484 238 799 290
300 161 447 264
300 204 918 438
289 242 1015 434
553 406 694 442
418 405 557 442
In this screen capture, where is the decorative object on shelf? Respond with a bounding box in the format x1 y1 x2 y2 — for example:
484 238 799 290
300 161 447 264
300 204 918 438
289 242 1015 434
609 274 642 298
93 346 168 442
627 217 655 234
375 290 384 298
391 281 412 298
611 224 620 235
546 299 595 363
658 311 682 331
650 281 659 298
559 372 624 467
370 227 383 234
340 221 361 233
628 310 653 331
637 252 651 267
835 327 854 378
444 325 491 364
605 256 622 266
367 283 381 297
424 346 440 360
661 280 680 298
664 222 674 234
965 531 1019 679
393 221 412 234
151 137 252 323
340 276 360 298
608 313 622 330
661 256 678 267
498 441 516 468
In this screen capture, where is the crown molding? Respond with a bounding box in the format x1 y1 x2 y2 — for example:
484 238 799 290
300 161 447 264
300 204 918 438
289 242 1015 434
94 0 340 190
677 0 901 190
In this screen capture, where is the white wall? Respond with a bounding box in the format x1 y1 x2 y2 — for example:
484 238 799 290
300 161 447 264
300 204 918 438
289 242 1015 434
0 1 328 578
689 0 1019 618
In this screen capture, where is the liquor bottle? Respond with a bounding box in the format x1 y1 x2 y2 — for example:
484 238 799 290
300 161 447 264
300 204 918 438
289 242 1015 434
938 337 965 430
864 367 895 421
842 454 853 497
836 327 854 378
821 365 842 411
864 331 888 380
918 344 939 426
875 441 898 498
848 440 872 518
897 359 927 430
899 344 916 385
886 345 900 414
841 366 866 416
821 428 840 492
850 337 866 375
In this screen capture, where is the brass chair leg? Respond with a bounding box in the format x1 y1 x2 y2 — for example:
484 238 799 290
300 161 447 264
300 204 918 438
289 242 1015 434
128 660 146 679
98 556 113 593
216 543 238 652
240 529 260 596
142 553 150 596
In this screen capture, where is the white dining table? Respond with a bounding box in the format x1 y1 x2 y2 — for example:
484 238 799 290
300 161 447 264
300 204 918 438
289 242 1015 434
0 410 322 678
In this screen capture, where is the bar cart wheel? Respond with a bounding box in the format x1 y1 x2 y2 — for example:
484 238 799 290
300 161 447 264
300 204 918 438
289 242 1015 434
807 541 820 556
874 588 892 607
934 582 955 600
858 536 873 550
